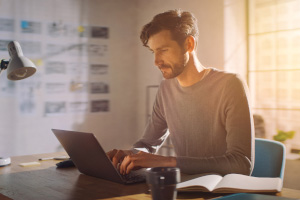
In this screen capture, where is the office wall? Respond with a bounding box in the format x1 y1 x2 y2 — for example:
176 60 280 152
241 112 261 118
0 0 247 157
223 0 247 80
0 0 140 156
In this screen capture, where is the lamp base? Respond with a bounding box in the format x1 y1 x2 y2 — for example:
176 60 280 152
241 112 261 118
0 157 11 166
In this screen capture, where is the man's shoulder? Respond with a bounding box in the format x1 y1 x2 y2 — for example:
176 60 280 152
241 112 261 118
209 68 238 78
208 68 244 84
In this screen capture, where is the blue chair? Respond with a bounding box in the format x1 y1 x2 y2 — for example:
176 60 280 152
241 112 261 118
251 138 286 180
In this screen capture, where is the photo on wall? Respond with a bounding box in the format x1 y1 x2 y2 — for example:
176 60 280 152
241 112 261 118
69 101 89 113
45 62 67 75
20 20 41 34
44 101 66 115
90 100 109 112
90 82 109 94
0 18 14 32
91 26 109 39
90 64 108 75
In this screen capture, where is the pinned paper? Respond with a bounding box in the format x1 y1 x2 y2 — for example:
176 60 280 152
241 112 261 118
21 20 29 29
32 59 43 66
77 26 85 33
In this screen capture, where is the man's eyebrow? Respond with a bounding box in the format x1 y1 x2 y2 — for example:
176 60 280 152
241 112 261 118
148 47 154 52
149 45 169 52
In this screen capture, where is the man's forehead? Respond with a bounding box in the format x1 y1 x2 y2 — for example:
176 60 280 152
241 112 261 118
147 30 175 50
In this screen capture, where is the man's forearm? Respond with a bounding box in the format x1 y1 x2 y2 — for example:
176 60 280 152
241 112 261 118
164 156 177 167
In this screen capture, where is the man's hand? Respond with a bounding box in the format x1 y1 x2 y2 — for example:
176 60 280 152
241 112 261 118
119 151 177 175
106 149 133 169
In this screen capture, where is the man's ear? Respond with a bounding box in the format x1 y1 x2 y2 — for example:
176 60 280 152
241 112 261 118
185 36 196 52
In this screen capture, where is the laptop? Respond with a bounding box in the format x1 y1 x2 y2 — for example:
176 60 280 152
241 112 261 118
52 129 145 184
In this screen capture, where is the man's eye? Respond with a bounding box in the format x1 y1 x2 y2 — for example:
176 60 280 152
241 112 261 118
157 49 167 54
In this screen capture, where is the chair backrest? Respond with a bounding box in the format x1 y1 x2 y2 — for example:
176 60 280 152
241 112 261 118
251 138 286 180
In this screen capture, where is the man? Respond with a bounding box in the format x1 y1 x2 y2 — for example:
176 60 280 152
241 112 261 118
107 9 254 176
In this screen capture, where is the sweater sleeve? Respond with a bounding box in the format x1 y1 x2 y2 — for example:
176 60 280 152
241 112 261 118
132 85 168 154
176 75 255 176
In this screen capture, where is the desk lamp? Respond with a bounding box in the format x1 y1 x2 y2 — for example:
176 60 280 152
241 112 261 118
0 41 36 166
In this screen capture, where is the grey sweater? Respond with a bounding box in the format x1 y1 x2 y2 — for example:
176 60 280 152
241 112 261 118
133 68 254 175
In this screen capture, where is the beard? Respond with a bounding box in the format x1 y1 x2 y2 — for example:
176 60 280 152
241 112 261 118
159 54 188 79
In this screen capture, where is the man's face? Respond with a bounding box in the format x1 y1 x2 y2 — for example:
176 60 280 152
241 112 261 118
147 30 188 79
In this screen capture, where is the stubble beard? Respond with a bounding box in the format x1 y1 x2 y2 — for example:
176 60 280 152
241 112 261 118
161 55 188 79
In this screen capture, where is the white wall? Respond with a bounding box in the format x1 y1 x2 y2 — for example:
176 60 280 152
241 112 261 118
0 0 140 156
0 0 247 157
223 0 247 81
75 0 141 152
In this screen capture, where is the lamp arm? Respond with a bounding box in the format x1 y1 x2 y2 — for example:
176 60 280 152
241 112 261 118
0 59 9 76
1 59 9 70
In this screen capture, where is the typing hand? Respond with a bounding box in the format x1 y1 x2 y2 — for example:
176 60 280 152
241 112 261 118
119 151 176 175
106 149 133 169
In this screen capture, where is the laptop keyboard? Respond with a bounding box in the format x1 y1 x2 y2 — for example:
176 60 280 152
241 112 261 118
121 169 146 184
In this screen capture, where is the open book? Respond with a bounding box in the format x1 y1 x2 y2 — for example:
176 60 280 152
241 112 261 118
177 173 282 193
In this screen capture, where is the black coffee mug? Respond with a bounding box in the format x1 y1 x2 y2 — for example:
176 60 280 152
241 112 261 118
146 167 180 200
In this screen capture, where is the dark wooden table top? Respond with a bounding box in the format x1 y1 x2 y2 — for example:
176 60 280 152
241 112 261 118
0 152 299 200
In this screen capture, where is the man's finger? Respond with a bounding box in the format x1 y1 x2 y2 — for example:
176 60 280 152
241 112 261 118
120 155 130 175
112 150 125 168
106 149 117 160
120 154 137 175
125 161 137 174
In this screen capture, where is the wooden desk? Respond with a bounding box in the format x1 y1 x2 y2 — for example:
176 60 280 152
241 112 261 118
0 152 300 200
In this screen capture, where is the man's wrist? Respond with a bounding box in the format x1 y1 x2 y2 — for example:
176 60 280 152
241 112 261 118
166 156 177 167
131 148 149 154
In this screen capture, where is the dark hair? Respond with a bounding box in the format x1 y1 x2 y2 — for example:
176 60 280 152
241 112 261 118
140 9 199 49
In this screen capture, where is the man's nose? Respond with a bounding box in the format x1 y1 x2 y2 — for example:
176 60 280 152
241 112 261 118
154 54 163 67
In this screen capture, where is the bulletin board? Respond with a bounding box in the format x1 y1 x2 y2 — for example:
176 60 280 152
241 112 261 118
0 0 115 156
0 8 110 116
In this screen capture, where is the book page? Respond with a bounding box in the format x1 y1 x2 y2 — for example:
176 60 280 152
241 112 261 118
177 174 223 192
213 174 282 193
